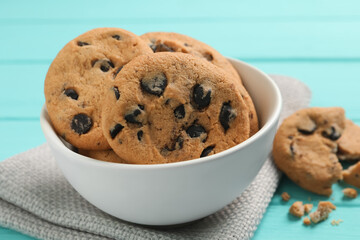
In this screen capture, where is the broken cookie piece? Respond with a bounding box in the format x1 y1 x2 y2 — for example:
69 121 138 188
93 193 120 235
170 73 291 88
281 192 291 201
303 217 311 225
342 161 360 188
343 188 358 199
289 201 305 217
337 120 360 160
273 107 345 196
304 203 313 214
309 201 336 224
331 219 343 226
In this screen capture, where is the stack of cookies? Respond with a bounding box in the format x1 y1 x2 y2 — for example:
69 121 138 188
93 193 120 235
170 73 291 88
44 28 259 164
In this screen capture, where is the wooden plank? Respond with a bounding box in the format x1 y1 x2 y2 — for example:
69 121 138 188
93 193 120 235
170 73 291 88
2 20 360 61
1 61 360 119
0 120 45 161
1 0 360 20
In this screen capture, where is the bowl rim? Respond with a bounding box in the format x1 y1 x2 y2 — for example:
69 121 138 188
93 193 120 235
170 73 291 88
40 58 282 170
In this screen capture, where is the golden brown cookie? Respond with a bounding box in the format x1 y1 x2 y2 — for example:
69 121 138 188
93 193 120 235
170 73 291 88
337 120 360 160
45 28 153 150
342 162 360 188
77 149 126 164
141 32 259 136
273 107 346 196
101 52 250 164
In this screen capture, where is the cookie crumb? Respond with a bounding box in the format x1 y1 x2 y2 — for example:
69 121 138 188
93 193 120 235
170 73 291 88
303 217 311 225
304 204 313 214
343 188 358 199
289 201 304 217
281 192 291 201
309 201 336 223
331 219 343 226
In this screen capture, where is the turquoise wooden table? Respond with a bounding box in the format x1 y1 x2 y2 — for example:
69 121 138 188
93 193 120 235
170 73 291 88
1 1 360 239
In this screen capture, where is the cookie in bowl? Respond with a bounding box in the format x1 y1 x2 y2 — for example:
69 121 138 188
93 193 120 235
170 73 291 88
141 32 259 136
141 31 240 83
44 28 153 150
101 52 251 164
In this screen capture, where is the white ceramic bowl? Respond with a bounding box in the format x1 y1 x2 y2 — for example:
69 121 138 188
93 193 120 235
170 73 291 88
40 58 282 226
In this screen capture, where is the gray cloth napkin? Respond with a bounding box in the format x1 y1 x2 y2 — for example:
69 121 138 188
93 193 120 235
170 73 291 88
0 75 311 240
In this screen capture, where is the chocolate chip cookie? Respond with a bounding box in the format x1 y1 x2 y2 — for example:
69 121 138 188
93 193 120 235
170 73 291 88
45 28 153 150
141 32 259 136
273 107 346 196
141 32 241 83
337 120 360 160
101 52 251 164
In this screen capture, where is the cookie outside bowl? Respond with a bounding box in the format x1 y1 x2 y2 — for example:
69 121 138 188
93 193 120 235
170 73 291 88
40 58 281 226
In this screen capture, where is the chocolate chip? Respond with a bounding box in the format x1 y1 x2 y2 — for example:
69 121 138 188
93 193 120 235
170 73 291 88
138 104 145 110
77 41 89 46
112 35 121 40
140 73 167 96
174 104 185 119
186 124 207 142
112 87 120 100
290 142 295 157
101 61 114 72
64 89 78 100
149 44 157 52
110 123 124 139
113 66 123 78
297 120 317 135
92 59 114 72
165 136 184 151
192 84 211 110
125 105 144 124
203 52 213 61
322 126 341 141
137 130 143 141
298 127 316 135
200 145 215 158
184 43 190 47
71 114 92 135
176 137 184 149
219 102 237 132
153 43 174 52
